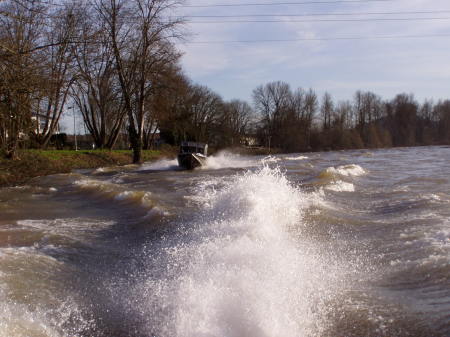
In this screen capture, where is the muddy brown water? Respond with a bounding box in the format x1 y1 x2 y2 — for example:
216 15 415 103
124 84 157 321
0 146 449 337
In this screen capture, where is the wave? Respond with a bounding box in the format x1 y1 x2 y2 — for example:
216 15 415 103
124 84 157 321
260 155 281 164
114 190 153 207
2 218 116 249
203 151 256 170
0 245 95 336
315 164 365 193
74 179 150 205
129 167 347 336
398 217 450 262
0 293 78 337
285 155 308 161
325 181 355 192
138 158 179 171
137 152 259 172
93 166 121 174
319 164 366 179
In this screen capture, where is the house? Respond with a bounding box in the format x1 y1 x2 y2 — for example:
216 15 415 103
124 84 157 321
241 135 260 147
31 113 60 135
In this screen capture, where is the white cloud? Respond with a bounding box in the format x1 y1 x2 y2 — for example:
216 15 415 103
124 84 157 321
177 0 450 101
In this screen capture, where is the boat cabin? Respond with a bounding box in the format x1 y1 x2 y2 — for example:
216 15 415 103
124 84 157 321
179 141 208 156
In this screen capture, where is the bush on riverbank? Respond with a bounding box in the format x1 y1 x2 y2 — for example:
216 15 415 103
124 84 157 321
0 147 176 187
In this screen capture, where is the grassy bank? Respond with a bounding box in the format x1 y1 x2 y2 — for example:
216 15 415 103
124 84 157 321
0 147 176 187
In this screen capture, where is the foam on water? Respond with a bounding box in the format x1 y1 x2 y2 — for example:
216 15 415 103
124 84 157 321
114 190 153 207
315 164 365 194
144 206 171 219
0 246 95 337
138 153 255 172
203 151 256 170
138 158 179 171
130 167 346 336
322 164 366 178
0 299 63 337
285 155 309 161
0 295 94 337
0 218 117 253
93 166 121 174
137 152 257 172
325 181 356 192
15 218 115 241
74 178 115 189
260 155 281 164
399 217 450 259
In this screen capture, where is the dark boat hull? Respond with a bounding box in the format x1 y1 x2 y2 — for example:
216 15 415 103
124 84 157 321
177 153 207 170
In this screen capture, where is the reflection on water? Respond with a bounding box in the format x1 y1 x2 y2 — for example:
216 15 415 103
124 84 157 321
0 146 449 337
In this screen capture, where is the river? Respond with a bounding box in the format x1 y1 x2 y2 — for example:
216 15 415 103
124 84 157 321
0 146 449 337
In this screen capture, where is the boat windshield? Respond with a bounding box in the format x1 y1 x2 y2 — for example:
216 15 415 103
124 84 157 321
181 146 204 154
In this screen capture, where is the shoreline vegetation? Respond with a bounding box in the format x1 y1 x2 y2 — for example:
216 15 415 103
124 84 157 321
2 2 449 163
0 147 178 187
0 145 284 187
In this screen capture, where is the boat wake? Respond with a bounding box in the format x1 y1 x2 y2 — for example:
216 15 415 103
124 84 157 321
125 167 348 336
2 148 447 336
136 151 256 172
203 151 256 170
138 158 179 171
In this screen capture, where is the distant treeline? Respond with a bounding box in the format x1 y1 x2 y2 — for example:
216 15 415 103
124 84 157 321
1 1 449 161
250 82 450 152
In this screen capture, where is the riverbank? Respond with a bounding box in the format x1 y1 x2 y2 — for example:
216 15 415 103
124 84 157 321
0 146 279 187
0 147 177 187
225 146 282 156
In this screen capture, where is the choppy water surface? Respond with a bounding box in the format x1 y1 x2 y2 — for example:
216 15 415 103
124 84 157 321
0 146 449 337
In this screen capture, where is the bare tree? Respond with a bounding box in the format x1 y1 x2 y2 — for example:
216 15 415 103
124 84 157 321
33 3 80 148
303 89 318 128
434 100 450 144
320 92 333 130
0 0 47 158
335 101 353 130
188 84 222 143
221 99 253 146
389 94 418 146
142 63 184 149
154 71 191 145
253 81 292 148
96 0 183 163
72 6 126 149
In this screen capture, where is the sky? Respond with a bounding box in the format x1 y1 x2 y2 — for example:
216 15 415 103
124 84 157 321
63 0 450 133
175 0 450 103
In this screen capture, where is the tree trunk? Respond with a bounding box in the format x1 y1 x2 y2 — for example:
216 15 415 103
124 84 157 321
128 123 142 163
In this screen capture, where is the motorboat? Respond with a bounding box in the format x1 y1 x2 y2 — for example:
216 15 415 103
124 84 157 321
177 141 208 169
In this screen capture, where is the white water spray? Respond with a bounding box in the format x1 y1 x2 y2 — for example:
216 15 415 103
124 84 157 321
203 151 256 170
134 167 344 337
